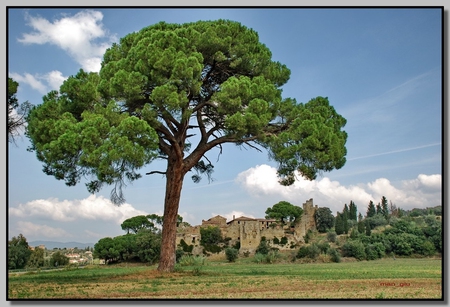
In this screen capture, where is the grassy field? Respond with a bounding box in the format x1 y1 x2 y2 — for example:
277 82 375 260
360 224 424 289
8 257 442 299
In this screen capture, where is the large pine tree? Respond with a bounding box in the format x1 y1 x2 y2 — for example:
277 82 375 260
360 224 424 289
26 20 348 272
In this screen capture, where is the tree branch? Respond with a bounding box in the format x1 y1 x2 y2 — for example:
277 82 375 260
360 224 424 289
196 110 208 143
146 170 167 176
242 141 263 153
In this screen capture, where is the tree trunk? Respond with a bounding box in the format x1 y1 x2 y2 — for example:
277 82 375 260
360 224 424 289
157 157 185 272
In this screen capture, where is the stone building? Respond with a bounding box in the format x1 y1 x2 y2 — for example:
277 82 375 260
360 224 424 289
176 198 318 255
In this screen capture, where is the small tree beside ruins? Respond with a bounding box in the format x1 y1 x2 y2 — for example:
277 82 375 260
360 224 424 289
265 201 303 225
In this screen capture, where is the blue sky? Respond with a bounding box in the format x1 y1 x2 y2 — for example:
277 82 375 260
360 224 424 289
7 8 442 244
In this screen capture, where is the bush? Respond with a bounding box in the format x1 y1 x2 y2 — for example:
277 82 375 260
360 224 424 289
327 231 337 243
308 244 321 259
296 243 320 259
317 242 330 254
265 250 281 264
179 239 194 253
341 240 366 260
256 239 271 255
420 240 436 256
365 243 385 260
50 251 70 267
178 255 206 266
202 244 222 254
297 246 309 259
350 228 359 239
225 248 239 262
280 236 288 245
328 248 341 263
366 214 388 230
273 237 280 245
304 229 313 243
175 249 185 263
253 253 266 264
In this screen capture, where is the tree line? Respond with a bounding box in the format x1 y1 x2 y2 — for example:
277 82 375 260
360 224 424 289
8 234 77 270
309 197 442 261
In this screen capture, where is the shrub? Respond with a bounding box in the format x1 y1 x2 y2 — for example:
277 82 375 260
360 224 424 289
350 228 359 239
327 231 337 243
365 244 380 260
179 239 194 253
253 253 266 264
225 248 239 262
308 243 321 259
273 237 280 245
265 250 281 264
328 248 341 263
178 255 206 266
317 242 330 254
297 246 309 259
256 239 270 255
341 240 366 260
366 214 388 230
202 244 222 254
50 251 70 267
304 229 313 243
175 249 185 263
296 243 320 259
280 236 288 245
420 240 436 256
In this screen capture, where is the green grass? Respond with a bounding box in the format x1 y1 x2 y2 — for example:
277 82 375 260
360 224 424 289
8 258 442 299
190 257 441 279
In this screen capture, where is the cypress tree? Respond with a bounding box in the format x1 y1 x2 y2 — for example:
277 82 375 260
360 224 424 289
357 213 365 233
376 203 382 215
367 201 376 218
349 201 357 221
342 204 349 234
381 196 389 219
335 212 344 235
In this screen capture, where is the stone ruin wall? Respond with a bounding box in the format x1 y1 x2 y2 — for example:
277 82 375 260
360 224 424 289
176 198 318 255
238 221 261 253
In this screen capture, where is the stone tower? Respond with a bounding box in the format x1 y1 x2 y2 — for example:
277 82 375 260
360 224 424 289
295 198 318 241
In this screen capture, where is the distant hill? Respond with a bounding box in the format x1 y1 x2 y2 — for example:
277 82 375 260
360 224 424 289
29 241 95 250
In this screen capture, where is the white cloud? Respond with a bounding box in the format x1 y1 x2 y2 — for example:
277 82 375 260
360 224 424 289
178 211 196 225
44 70 67 90
16 221 72 239
417 174 441 191
9 70 67 94
9 72 48 94
18 10 116 72
236 164 441 215
9 194 148 225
